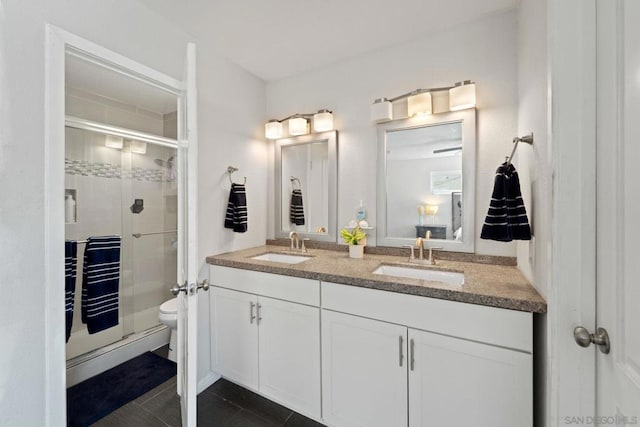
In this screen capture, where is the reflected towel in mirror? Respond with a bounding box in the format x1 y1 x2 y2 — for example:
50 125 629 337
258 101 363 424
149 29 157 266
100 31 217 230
290 189 305 225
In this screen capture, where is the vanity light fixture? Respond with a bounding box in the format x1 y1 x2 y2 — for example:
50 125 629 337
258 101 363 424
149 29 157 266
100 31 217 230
265 120 284 139
449 81 476 111
264 109 334 139
407 91 433 117
372 80 475 122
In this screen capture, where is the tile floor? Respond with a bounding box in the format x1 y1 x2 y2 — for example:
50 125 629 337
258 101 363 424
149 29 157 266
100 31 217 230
92 376 325 427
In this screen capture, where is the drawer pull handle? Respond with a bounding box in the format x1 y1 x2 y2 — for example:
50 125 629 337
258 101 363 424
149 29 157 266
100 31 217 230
410 338 415 371
399 335 404 367
257 303 263 324
250 302 256 324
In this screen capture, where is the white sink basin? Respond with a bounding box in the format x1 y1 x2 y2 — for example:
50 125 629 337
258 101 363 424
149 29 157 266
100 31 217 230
373 265 464 286
251 252 311 264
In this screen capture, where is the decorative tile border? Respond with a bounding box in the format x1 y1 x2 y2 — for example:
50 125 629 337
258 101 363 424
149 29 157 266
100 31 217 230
65 158 175 182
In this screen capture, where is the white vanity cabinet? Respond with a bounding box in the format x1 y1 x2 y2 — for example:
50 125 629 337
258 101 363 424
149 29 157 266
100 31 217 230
321 281 533 427
407 328 532 427
321 310 408 427
210 266 321 419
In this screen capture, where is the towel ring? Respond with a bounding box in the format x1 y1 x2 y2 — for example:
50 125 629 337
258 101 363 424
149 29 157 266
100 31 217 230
227 166 246 185
290 176 301 190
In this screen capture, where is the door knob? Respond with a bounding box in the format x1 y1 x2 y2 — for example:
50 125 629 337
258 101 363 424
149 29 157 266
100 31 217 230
171 281 188 296
197 279 210 292
574 326 611 354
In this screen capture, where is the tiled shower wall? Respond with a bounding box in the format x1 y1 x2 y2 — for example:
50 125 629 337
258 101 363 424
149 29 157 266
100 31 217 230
65 90 177 360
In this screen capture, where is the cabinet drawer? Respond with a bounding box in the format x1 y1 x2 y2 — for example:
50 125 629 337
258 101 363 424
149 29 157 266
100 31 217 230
321 281 532 352
211 265 320 306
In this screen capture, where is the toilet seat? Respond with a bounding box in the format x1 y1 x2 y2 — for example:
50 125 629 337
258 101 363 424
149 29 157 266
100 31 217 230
159 298 177 315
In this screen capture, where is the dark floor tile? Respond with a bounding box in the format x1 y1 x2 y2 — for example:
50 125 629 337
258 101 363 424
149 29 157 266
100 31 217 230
226 409 281 427
207 379 292 425
153 344 170 359
197 389 243 427
91 402 169 427
134 376 177 405
138 384 182 426
283 412 326 427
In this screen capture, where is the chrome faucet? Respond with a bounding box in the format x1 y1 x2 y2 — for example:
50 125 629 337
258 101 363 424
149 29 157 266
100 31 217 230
406 237 442 265
289 231 300 250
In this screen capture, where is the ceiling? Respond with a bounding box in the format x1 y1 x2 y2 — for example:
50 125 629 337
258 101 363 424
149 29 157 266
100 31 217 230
66 54 178 115
137 0 518 82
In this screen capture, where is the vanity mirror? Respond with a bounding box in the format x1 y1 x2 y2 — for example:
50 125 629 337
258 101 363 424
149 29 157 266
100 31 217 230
377 110 476 252
275 131 338 242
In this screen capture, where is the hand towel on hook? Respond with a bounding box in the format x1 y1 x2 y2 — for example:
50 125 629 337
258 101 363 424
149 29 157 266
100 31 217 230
225 183 248 233
481 162 531 241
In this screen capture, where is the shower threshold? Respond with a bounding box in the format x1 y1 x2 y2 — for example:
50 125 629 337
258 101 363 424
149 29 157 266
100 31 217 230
66 325 171 387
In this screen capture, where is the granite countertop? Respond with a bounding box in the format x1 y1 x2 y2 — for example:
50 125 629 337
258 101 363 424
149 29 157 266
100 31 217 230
206 245 547 313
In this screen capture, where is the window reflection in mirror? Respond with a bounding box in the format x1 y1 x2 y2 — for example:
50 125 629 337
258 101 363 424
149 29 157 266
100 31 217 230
377 110 475 252
274 131 338 242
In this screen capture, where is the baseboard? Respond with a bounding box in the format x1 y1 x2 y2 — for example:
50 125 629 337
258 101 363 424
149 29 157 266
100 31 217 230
197 371 221 394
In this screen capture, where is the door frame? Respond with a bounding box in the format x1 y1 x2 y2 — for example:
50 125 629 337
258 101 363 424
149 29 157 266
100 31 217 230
44 25 184 425
548 0 597 424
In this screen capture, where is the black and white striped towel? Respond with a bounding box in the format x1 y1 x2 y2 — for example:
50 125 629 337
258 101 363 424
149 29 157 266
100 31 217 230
481 163 532 241
81 236 121 334
65 240 78 343
224 183 248 233
290 189 305 226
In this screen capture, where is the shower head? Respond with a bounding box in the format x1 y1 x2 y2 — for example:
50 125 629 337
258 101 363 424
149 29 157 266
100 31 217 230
154 155 175 169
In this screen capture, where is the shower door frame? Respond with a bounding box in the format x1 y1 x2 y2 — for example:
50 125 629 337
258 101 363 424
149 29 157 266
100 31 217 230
45 25 197 426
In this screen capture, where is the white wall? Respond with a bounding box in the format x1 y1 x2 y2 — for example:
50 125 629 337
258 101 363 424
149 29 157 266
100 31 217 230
0 1 266 424
266 9 519 256
516 0 550 425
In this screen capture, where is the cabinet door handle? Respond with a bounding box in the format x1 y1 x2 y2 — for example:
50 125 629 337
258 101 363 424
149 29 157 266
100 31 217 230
257 303 263 324
410 338 415 371
399 335 404 367
250 302 256 324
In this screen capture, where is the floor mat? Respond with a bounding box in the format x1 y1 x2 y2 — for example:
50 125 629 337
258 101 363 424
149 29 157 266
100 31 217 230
67 351 176 426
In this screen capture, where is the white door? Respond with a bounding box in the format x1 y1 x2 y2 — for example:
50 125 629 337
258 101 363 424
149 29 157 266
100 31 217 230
210 287 259 390
596 1 640 422
258 296 321 419
176 42 199 427
407 328 531 427
321 310 407 427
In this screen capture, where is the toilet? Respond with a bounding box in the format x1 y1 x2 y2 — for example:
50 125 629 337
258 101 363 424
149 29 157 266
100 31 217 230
158 298 178 362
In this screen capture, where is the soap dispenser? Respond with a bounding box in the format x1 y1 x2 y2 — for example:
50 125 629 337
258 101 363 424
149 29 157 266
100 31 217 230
356 200 367 221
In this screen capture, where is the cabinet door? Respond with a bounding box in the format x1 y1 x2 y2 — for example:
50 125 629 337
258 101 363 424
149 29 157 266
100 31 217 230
408 328 532 427
258 296 321 419
210 287 259 391
322 310 408 427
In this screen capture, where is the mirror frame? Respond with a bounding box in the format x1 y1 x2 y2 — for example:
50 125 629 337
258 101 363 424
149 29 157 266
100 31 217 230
376 109 476 252
274 130 338 242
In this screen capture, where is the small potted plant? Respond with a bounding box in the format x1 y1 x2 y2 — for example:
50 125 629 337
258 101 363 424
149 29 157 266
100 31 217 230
341 226 366 259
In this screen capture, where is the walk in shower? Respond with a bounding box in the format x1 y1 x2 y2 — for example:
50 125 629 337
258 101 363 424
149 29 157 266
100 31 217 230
65 123 177 362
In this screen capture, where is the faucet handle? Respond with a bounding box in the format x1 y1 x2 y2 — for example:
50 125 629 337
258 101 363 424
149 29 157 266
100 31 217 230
301 238 310 253
403 245 416 260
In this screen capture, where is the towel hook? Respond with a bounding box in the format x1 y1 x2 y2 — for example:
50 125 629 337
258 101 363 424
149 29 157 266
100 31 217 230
227 166 246 185
506 132 534 165
290 176 301 190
